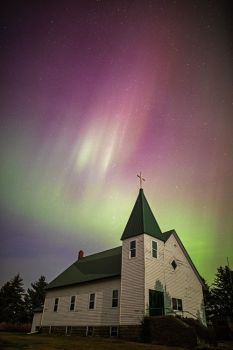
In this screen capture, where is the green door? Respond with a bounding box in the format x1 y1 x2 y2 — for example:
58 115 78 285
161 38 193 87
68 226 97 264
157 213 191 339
149 290 164 316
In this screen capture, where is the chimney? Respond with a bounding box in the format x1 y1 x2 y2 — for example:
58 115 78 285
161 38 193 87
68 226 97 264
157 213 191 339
78 250 84 260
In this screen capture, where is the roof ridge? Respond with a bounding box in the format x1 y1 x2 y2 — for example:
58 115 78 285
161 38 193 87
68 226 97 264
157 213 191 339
141 189 145 232
80 245 121 261
47 245 122 290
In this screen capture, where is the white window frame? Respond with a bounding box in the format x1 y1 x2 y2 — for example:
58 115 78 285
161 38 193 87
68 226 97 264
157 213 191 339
53 297 59 312
66 326 72 335
86 326 94 336
172 297 183 311
110 326 118 337
129 240 136 258
152 240 158 258
112 289 119 308
89 293 95 310
70 295 76 311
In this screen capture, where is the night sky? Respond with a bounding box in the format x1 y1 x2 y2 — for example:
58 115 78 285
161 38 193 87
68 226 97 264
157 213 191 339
1 0 232 288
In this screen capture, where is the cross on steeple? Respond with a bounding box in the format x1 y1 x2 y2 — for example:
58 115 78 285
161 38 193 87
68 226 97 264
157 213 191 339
137 172 145 189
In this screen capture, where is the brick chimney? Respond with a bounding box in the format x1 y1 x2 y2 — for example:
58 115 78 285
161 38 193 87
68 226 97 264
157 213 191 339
78 250 84 260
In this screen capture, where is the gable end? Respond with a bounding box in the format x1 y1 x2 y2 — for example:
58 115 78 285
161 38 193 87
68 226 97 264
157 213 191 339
164 229 205 288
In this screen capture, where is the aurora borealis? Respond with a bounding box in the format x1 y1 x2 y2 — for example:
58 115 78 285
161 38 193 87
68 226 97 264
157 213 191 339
1 0 232 287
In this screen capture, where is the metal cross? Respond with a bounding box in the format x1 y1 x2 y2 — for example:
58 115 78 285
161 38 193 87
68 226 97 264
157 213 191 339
137 172 145 189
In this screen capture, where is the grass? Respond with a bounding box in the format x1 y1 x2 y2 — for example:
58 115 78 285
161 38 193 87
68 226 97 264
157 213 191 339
0 332 186 350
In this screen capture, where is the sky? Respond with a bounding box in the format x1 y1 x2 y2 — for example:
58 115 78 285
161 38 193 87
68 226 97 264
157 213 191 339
1 0 232 289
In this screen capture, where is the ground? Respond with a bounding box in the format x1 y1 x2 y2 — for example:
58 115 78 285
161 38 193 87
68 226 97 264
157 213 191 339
0 332 188 350
1 332 233 350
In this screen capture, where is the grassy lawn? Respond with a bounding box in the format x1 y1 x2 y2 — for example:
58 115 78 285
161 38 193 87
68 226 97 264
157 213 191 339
0 332 186 350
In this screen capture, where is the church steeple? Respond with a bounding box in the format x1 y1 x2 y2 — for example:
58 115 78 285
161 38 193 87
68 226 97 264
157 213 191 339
121 188 163 241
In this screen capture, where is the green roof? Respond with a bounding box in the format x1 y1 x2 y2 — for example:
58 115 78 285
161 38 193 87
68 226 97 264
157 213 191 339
47 246 122 290
47 231 204 290
121 189 163 241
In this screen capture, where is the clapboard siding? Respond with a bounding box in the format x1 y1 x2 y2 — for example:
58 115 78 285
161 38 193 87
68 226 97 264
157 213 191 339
144 234 166 315
42 277 121 326
164 234 205 323
39 234 205 329
120 235 145 325
31 312 42 332
144 233 205 324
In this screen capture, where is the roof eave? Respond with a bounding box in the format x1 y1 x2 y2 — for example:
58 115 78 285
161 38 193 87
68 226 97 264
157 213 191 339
46 273 121 291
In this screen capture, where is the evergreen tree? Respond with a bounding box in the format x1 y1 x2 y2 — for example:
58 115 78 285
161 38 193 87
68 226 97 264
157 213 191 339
0 274 26 323
211 266 233 320
24 276 47 321
201 277 214 323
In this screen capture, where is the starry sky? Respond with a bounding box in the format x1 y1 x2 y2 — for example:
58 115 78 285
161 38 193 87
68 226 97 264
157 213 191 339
1 0 232 288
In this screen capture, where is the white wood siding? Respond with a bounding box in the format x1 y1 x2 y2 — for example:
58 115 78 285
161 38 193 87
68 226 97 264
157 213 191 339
42 278 120 326
144 233 205 324
164 234 205 323
31 312 42 332
120 235 145 325
144 234 166 315
41 232 205 328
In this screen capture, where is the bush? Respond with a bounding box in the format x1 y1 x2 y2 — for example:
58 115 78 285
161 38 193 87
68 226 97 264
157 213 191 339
182 317 216 345
212 318 233 341
0 322 31 333
141 316 197 348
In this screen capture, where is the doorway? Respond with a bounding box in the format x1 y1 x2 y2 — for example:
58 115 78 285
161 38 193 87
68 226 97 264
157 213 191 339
149 289 164 316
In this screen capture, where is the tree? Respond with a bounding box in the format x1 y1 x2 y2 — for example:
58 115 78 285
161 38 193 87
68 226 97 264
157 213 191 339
201 277 215 323
211 265 233 321
0 274 26 323
24 276 47 321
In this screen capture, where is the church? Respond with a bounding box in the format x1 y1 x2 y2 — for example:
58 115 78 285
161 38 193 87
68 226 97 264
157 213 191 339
31 177 206 337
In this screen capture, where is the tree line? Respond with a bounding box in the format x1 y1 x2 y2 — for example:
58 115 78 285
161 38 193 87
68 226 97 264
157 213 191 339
0 274 47 324
203 265 233 324
0 265 232 325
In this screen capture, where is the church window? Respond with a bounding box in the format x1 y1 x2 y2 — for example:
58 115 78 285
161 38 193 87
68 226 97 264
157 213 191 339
89 293 95 309
130 240 136 258
110 326 118 336
112 289 119 307
86 326 94 336
152 241 157 258
53 298 59 312
171 260 177 270
172 298 183 311
66 326 72 335
70 295 76 311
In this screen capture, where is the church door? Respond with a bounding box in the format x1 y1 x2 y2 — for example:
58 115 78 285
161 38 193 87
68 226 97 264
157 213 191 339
149 290 164 316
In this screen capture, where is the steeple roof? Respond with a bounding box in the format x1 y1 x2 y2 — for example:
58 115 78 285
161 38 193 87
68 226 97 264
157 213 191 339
121 188 163 241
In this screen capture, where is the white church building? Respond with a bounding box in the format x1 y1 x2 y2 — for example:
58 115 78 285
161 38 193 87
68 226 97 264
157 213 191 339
32 184 206 337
